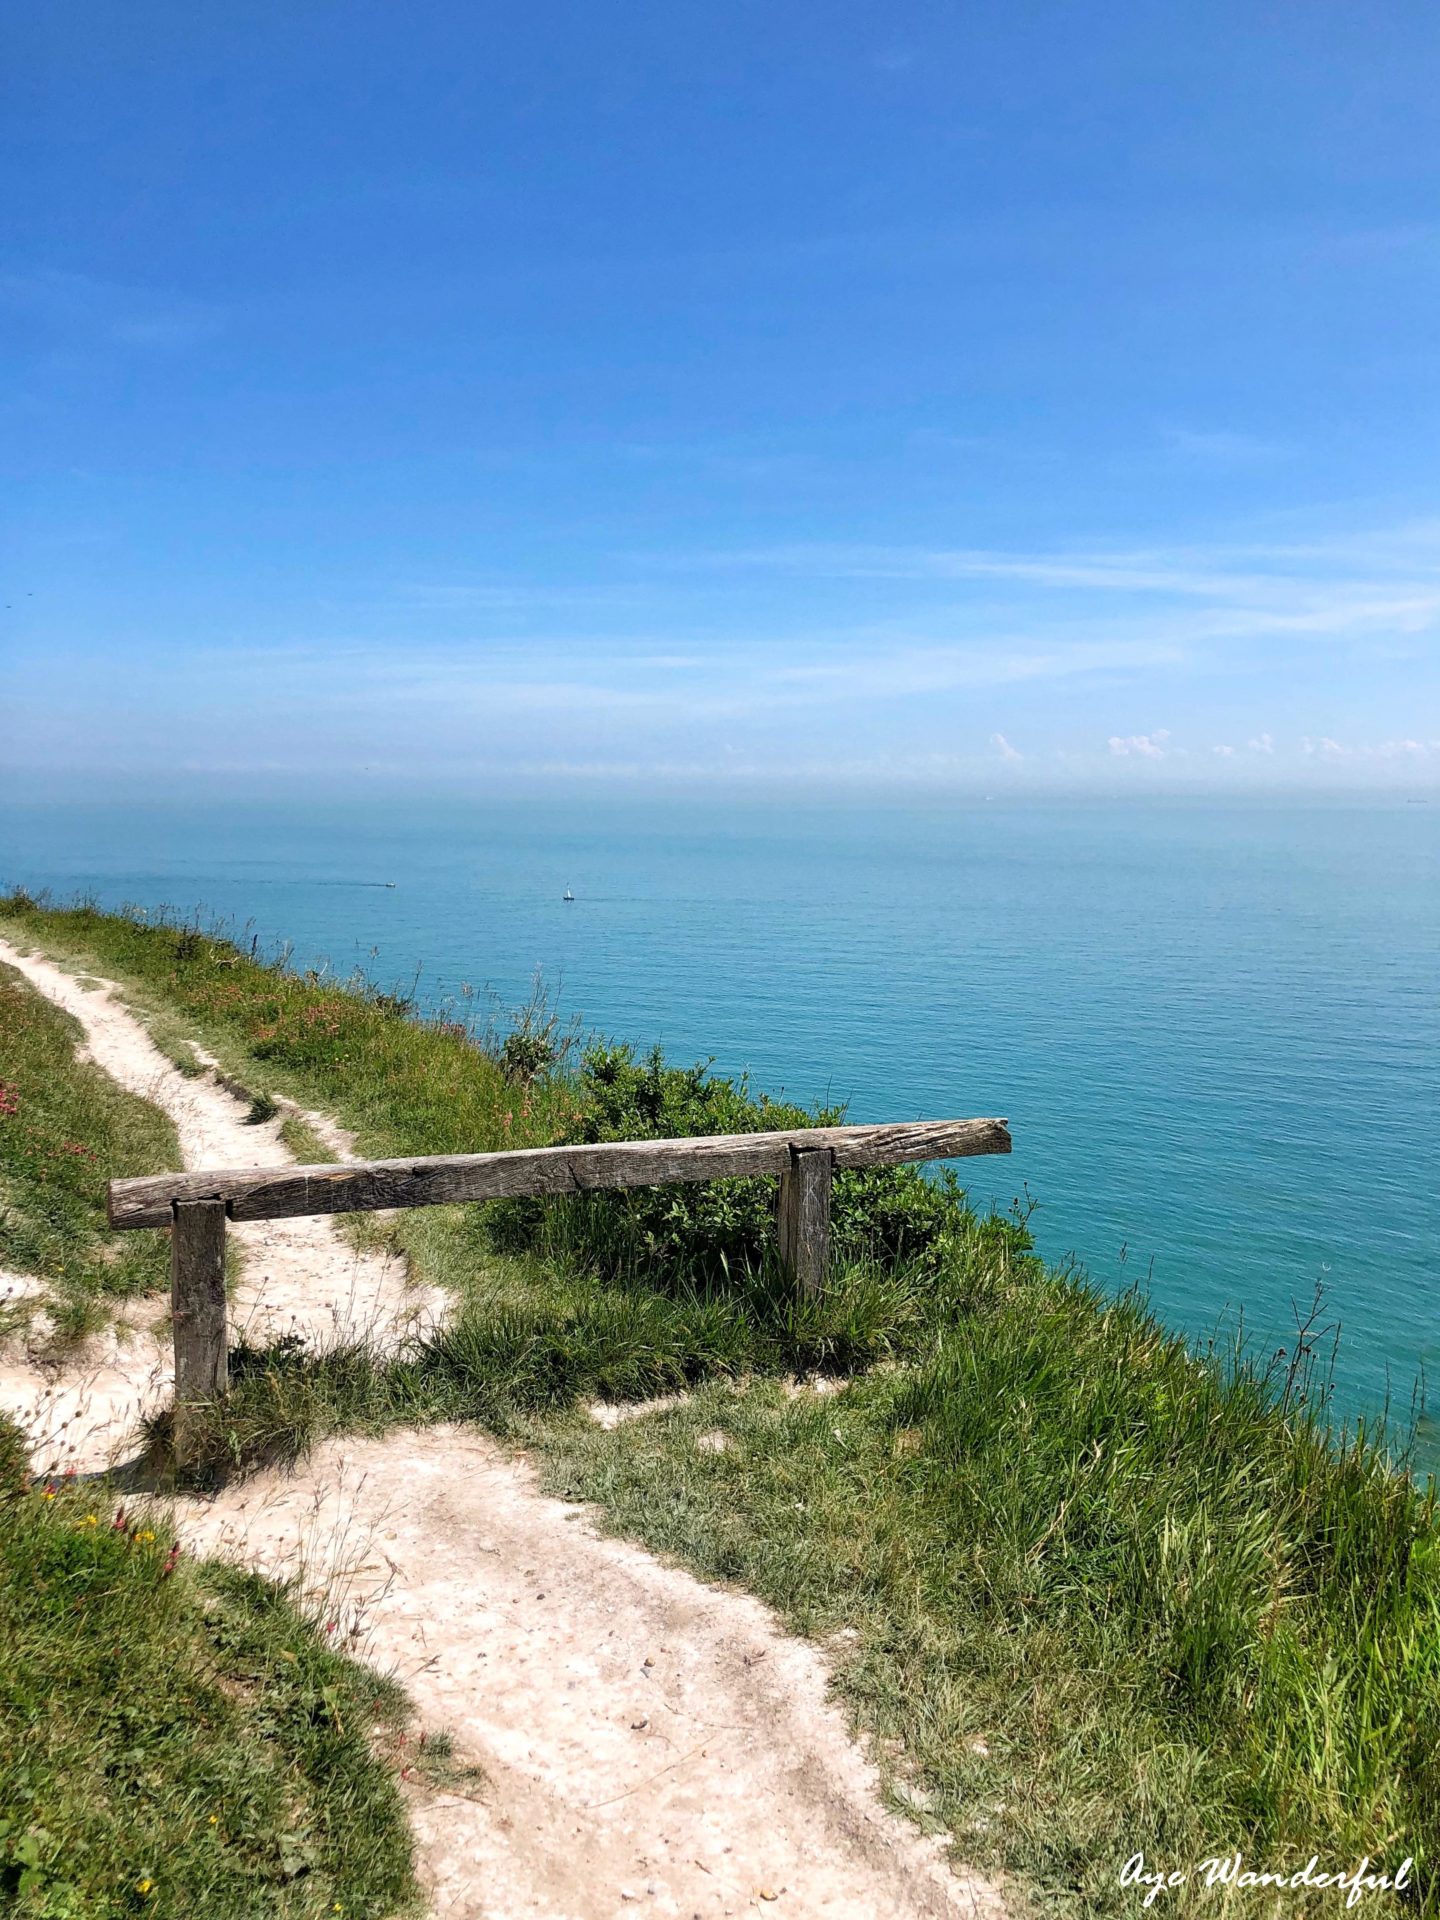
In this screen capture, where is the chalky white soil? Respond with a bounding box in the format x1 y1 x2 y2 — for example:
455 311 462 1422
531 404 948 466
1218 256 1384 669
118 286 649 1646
0 936 439 1474
0 936 1006 1920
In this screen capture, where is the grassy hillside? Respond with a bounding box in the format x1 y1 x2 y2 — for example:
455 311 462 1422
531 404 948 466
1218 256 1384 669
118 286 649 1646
3 893 1436 1916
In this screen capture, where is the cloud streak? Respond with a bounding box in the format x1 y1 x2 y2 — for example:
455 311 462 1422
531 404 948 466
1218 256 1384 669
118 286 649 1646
0 267 221 351
10 511 1438 793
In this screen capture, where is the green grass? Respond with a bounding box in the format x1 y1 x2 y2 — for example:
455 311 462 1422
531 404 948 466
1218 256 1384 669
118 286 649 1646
4 893 1438 1915
0 897 582 1167
0 962 179 1343
0 1428 417 1919
533 1293 1440 1915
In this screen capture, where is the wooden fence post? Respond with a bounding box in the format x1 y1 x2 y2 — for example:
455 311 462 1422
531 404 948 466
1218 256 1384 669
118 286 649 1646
171 1199 228 1461
777 1145 834 1295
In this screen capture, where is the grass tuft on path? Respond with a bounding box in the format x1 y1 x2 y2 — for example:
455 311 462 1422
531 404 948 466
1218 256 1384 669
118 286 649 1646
0 962 178 1342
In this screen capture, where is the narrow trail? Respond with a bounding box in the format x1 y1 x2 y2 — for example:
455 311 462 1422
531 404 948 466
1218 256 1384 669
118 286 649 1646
0 936 440 1474
0 936 1007 1920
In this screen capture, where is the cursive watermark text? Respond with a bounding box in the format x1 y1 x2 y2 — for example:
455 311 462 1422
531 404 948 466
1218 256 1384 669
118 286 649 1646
1119 1850 1415 1908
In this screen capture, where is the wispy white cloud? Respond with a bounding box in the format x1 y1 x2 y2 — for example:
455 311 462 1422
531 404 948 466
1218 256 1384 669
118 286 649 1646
766 636 1183 697
400 582 646 613
1108 730 1170 758
705 541 1274 597
1376 737 1429 758
0 267 221 351
1162 425 1288 464
1303 735 1437 760
991 731 1022 762
667 532 1440 702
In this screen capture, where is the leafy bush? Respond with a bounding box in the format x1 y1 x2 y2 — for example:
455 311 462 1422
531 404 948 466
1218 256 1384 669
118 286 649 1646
498 1028 556 1085
490 1042 964 1290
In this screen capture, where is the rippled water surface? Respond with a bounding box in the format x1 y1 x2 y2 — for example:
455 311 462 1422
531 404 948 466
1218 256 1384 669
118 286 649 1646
5 795 1437 1451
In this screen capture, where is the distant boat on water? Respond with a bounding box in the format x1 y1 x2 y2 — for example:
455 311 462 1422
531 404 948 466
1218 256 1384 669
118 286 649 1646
562 888 575 902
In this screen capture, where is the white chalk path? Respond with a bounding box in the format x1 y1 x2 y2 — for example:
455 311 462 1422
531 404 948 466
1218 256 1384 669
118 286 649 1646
0 936 440 1474
0 936 1006 1920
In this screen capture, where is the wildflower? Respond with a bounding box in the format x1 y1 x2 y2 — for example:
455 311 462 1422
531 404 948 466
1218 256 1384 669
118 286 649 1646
39 1485 56 1500
208 1815 218 1826
112 1505 127 1530
161 1544 181 1578
78 1513 99 1529
136 1529 156 1544
136 1879 153 1897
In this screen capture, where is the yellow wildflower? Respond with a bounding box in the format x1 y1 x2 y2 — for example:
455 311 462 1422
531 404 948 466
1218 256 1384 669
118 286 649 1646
136 1528 157 1544
39 1488 56 1500
136 1879 153 1897
79 1513 99 1528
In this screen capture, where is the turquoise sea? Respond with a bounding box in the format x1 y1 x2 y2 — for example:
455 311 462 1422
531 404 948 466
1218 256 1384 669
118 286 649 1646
4 795 1437 1455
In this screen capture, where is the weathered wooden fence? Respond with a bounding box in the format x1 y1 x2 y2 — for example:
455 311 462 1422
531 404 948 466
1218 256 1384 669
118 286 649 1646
108 1116 1011 1457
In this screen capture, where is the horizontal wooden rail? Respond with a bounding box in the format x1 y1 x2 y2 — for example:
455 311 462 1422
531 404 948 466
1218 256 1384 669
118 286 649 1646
108 1117 1011 1231
116 1115 1013 1463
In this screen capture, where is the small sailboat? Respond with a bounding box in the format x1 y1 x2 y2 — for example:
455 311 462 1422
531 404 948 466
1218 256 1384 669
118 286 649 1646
562 887 575 902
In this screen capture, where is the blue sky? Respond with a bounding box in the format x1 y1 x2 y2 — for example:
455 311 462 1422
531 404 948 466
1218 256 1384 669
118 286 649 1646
4 1 1439 795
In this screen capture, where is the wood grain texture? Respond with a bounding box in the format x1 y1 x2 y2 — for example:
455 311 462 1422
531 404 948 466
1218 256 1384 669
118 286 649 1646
777 1145 834 1296
170 1199 228 1451
109 1117 1011 1231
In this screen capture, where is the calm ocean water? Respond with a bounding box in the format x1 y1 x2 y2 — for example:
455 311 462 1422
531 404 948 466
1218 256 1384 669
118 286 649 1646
4 795 1437 1455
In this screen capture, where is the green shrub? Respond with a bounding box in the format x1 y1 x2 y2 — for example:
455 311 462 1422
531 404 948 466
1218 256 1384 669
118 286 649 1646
491 1043 962 1290
498 1028 556 1085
